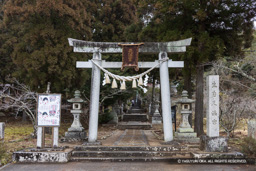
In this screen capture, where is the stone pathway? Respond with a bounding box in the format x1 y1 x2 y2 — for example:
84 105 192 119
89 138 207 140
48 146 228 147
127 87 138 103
100 129 163 146
113 129 148 146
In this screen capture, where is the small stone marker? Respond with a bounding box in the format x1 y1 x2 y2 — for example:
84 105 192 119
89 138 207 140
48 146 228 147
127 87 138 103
206 75 219 137
0 122 5 141
248 119 256 139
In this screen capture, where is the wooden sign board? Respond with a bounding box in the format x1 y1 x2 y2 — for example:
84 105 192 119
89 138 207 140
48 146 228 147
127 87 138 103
119 43 144 71
37 94 61 127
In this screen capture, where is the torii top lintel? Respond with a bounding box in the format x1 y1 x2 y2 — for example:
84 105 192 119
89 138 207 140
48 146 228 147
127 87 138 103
68 38 192 54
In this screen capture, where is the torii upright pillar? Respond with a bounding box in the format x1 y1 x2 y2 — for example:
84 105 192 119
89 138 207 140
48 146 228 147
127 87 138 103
68 38 192 143
88 52 102 142
159 52 173 141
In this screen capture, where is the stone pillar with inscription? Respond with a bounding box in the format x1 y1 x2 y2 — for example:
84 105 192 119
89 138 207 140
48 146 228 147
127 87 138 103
206 75 219 137
200 75 228 152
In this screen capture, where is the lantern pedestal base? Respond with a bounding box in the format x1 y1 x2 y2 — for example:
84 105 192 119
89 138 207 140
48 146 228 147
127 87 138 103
177 127 194 133
61 131 87 142
175 132 197 138
175 129 199 143
68 126 84 132
152 118 162 124
175 127 198 142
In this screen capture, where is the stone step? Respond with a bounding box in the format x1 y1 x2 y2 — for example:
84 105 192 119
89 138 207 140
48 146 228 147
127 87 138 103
123 114 148 122
74 145 200 152
128 109 145 114
72 151 192 158
70 156 188 162
117 122 152 130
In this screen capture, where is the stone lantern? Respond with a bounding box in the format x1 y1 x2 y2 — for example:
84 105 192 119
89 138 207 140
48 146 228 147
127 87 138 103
175 90 198 141
152 101 162 124
64 90 86 141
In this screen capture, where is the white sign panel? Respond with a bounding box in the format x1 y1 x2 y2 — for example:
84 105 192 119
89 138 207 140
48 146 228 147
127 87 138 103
37 94 61 127
206 75 219 137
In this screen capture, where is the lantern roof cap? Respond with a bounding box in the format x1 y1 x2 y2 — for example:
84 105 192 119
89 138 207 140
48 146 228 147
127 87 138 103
67 90 84 103
176 90 195 104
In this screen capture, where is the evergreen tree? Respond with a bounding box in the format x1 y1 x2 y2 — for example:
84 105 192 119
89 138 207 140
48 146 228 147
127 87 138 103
87 0 138 107
0 0 15 83
91 0 137 42
0 0 94 93
134 0 256 135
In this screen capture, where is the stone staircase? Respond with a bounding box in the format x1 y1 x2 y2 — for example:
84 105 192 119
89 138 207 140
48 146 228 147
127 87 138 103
122 114 148 122
117 107 152 130
70 146 200 162
127 108 145 114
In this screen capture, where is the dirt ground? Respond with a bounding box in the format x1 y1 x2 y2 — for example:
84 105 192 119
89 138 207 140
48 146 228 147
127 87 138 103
0 116 252 167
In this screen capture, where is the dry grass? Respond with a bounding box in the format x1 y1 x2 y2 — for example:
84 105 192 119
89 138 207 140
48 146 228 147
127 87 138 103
0 116 252 166
0 116 117 166
0 117 71 166
1 122 35 165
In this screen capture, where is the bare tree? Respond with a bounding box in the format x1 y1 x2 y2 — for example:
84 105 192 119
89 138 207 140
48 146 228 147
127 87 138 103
212 60 256 82
219 91 254 137
209 59 256 137
0 80 37 137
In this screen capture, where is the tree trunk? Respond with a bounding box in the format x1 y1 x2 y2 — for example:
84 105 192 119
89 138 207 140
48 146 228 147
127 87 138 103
184 67 192 98
22 111 27 123
194 64 204 136
151 75 156 115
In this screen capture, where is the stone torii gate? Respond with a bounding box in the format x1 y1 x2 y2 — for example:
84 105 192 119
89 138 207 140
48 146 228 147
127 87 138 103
68 38 192 143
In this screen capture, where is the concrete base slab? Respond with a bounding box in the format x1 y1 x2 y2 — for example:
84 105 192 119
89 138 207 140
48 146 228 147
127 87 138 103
12 147 72 163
